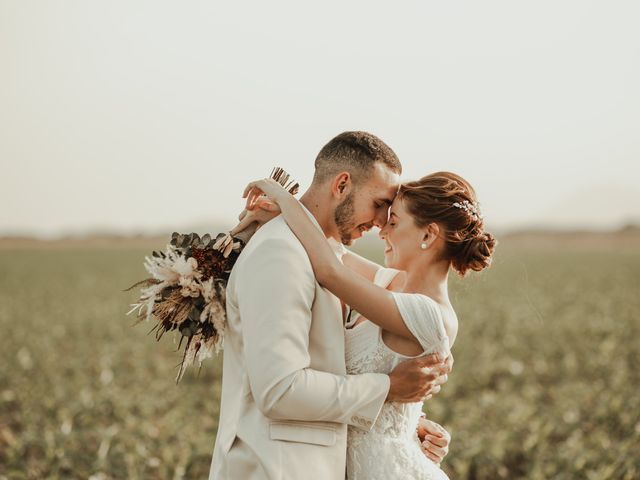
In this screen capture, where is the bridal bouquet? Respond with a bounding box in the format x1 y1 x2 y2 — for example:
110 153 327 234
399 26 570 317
125 167 299 382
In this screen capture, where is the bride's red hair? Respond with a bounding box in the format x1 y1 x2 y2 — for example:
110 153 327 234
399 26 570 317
397 172 497 276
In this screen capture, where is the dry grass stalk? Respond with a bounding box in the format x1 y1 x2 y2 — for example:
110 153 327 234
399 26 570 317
152 289 191 327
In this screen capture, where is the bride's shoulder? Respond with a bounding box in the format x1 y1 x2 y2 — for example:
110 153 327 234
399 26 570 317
410 294 458 347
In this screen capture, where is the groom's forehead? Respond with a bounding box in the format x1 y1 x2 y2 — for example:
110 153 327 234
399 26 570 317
376 187 397 203
363 185 397 206
367 167 400 201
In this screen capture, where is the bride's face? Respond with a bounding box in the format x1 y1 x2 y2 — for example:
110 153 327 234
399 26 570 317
378 198 425 270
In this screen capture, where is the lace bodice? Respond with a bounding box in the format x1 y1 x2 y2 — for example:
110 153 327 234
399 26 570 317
344 267 450 479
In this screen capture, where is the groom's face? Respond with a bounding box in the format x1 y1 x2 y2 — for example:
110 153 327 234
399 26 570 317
334 163 400 246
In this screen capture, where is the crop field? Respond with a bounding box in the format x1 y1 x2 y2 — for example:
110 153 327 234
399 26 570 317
0 241 639 479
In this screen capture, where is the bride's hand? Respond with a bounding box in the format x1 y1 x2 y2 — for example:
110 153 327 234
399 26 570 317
417 417 451 466
230 200 281 236
242 178 290 211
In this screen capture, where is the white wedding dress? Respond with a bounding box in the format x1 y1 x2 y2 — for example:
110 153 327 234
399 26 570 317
344 267 451 480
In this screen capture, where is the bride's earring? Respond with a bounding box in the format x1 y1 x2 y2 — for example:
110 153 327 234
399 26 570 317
420 243 427 250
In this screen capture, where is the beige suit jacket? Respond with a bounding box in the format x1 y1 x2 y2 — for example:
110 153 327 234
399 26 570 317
209 207 390 480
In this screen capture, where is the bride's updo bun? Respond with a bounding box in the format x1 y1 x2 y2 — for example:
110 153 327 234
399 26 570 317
454 231 497 275
397 172 497 276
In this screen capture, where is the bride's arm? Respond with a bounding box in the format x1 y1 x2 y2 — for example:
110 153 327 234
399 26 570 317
342 250 383 282
228 200 281 244
344 251 408 291
234 197 393 285
243 179 416 341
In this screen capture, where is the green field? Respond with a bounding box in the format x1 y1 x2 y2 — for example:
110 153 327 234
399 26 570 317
1 243 639 479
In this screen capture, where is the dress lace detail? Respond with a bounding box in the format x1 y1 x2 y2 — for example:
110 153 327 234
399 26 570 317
344 267 450 480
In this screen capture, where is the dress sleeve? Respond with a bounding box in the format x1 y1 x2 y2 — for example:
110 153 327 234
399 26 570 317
390 292 450 356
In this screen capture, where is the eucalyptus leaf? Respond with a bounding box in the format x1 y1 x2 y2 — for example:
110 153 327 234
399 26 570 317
188 307 201 322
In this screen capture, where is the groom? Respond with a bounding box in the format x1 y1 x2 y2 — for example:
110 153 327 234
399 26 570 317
210 131 451 479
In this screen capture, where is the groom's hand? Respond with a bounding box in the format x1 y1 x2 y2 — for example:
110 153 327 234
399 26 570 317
386 353 450 403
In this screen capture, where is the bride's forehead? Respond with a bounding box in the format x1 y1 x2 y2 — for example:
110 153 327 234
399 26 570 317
390 197 409 213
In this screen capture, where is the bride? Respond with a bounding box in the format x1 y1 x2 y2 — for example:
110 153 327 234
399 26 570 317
241 170 496 479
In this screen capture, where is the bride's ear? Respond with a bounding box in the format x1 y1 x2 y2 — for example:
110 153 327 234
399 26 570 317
331 172 352 200
422 223 440 248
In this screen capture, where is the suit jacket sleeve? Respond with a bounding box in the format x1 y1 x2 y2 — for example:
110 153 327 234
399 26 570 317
237 237 390 430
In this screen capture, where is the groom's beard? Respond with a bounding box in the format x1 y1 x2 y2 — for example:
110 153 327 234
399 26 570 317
334 193 357 245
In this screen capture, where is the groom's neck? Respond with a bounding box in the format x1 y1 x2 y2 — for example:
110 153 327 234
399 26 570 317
299 190 335 240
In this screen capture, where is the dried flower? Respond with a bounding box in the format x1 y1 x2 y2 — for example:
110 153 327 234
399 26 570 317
124 167 299 382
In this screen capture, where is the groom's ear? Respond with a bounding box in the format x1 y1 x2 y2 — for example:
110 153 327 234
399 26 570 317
331 172 352 199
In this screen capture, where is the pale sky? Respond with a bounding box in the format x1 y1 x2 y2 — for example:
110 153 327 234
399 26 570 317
1 1 639 238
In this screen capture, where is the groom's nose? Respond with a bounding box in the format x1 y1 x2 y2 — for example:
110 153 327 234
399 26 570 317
373 210 389 229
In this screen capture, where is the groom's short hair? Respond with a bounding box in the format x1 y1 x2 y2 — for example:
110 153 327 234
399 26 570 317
313 131 402 186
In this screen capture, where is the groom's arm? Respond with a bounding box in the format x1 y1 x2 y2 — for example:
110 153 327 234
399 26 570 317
237 237 389 430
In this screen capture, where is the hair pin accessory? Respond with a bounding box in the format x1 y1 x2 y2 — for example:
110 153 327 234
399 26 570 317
452 200 483 221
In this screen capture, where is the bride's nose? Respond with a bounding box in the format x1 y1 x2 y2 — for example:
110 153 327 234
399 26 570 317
379 224 387 240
